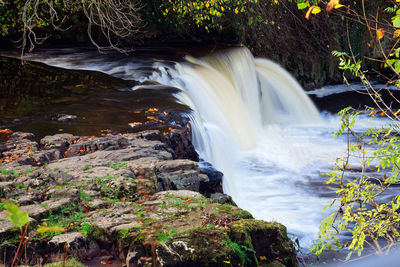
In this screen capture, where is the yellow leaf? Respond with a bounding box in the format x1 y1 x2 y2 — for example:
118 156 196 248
377 28 385 40
312 6 321 14
393 109 400 116
327 0 340 13
37 226 66 234
369 110 378 116
394 29 400 38
305 6 321 20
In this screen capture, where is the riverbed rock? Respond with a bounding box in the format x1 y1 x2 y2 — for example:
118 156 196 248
0 131 297 266
56 114 78 123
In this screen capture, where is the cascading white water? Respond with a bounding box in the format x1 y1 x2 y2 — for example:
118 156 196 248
145 47 344 246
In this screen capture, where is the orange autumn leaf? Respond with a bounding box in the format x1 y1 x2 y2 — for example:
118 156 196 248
260 256 267 261
377 28 385 40
327 0 338 13
326 0 343 13
394 29 400 38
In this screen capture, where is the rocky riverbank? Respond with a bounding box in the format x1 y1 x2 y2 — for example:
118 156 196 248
0 129 297 266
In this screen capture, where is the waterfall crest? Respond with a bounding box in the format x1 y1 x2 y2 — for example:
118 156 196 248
148 47 320 154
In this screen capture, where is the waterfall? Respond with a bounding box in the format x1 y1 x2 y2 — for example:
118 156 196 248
146 47 328 246
147 47 320 167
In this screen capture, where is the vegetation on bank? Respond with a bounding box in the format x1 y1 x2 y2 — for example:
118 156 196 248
0 0 384 86
295 0 400 261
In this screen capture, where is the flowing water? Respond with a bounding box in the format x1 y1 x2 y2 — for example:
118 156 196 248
144 47 392 248
5 47 394 251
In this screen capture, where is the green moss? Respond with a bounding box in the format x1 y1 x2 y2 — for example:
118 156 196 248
43 257 86 267
229 219 297 267
217 204 253 219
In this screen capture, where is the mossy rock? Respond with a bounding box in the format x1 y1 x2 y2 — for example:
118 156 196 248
158 228 241 267
85 191 297 266
229 219 297 267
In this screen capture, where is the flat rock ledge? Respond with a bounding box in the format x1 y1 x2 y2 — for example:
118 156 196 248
0 130 297 266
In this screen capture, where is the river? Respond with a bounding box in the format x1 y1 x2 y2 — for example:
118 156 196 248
3 46 397 257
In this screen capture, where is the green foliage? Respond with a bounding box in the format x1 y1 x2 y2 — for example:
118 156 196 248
156 229 178 242
4 202 28 228
312 107 400 258
110 162 127 170
38 203 88 240
43 257 86 267
161 0 259 31
225 235 256 266
0 169 16 176
0 0 79 37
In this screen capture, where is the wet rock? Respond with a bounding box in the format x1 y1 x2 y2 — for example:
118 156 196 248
155 160 210 193
164 128 199 161
199 161 223 194
57 114 78 123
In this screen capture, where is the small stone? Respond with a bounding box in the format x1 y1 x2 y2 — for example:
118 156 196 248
57 114 78 123
210 193 234 205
